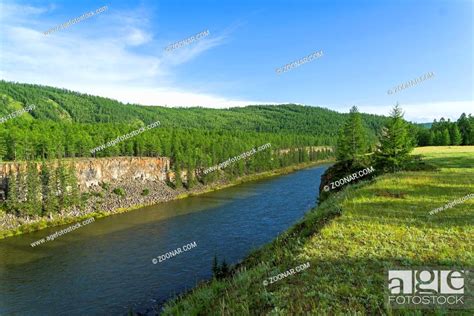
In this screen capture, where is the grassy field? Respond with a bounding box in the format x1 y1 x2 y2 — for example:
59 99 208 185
162 146 474 315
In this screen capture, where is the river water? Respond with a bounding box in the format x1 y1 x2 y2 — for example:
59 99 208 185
0 164 328 315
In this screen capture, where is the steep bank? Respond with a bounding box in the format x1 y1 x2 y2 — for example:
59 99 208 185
0 158 333 239
161 146 474 314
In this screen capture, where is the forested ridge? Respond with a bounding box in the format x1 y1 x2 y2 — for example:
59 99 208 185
0 80 389 163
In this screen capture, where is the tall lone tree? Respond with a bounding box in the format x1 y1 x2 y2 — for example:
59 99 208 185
375 104 414 171
336 106 368 163
25 161 41 216
6 169 19 214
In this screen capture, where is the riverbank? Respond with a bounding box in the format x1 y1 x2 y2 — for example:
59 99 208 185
161 146 474 314
0 159 333 239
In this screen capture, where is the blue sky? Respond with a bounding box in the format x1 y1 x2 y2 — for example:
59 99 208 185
0 0 472 122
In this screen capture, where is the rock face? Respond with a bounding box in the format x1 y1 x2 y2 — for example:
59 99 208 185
74 157 171 190
0 157 171 193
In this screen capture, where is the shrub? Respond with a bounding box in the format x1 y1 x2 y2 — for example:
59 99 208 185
91 191 104 198
141 188 150 196
112 187 126 197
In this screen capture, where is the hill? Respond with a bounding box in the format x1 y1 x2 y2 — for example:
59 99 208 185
0 81 390 163
0 80 388 135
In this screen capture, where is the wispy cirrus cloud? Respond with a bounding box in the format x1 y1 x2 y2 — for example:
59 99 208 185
0 1 263 108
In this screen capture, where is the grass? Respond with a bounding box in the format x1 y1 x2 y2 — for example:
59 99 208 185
162 146 474 315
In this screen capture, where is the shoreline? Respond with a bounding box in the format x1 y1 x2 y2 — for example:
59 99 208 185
0 159 333 240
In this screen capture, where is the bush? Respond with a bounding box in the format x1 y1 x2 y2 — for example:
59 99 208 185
112 187 126 197
141 188 150 196
100 182 110 191
91 191 104 198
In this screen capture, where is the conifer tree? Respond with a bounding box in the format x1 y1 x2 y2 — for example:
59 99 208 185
67 162 80 208
17 166 26 215
457 113 472 145
56 160 68 210
6 170 19 214
45 164 59 214
336 106 368 162
0 132 6 161
40 160 51 215
212 255 219 278
25 161 41 216
441 128 451 146
428 130 434 146
451 125 462 145
375 104 414 171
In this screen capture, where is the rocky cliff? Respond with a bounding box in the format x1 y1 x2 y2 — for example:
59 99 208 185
0 157 171 194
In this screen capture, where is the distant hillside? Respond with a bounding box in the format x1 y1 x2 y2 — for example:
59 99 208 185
0 80 389 165
0 81 388 136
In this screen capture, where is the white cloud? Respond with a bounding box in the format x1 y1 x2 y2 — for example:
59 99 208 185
348 101 473 122
67 84 275 108
0 1 267 108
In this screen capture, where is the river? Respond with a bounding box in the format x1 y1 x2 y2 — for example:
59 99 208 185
0 164 329 315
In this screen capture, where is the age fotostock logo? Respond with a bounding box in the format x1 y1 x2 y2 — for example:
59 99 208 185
387 268 473 309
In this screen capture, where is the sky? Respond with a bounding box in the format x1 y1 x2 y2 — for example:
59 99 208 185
0 0 472 122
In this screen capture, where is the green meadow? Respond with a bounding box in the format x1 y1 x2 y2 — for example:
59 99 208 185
162 146 474 315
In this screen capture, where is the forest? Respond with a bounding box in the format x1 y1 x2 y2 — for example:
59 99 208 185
416 114 474 146
0 80 390 165
1 81 471 218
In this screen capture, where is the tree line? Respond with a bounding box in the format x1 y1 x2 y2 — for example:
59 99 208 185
3 161 81 217
0 147 334 216
416 113 474 146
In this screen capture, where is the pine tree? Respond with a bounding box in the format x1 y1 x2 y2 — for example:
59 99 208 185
336 106 368 162
375 104 414 172
434 131 442 146
5 170 19 214
428 130 434 146
44 164 59 214
451 125 462 145
457 113 472 145
25 161 41 216
212 255 219 278
441 128 451 146
221 259 229 277
40 160 51 215
16 166 26 215
56 160 68 210
67 162 80 208
0 132 6 161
